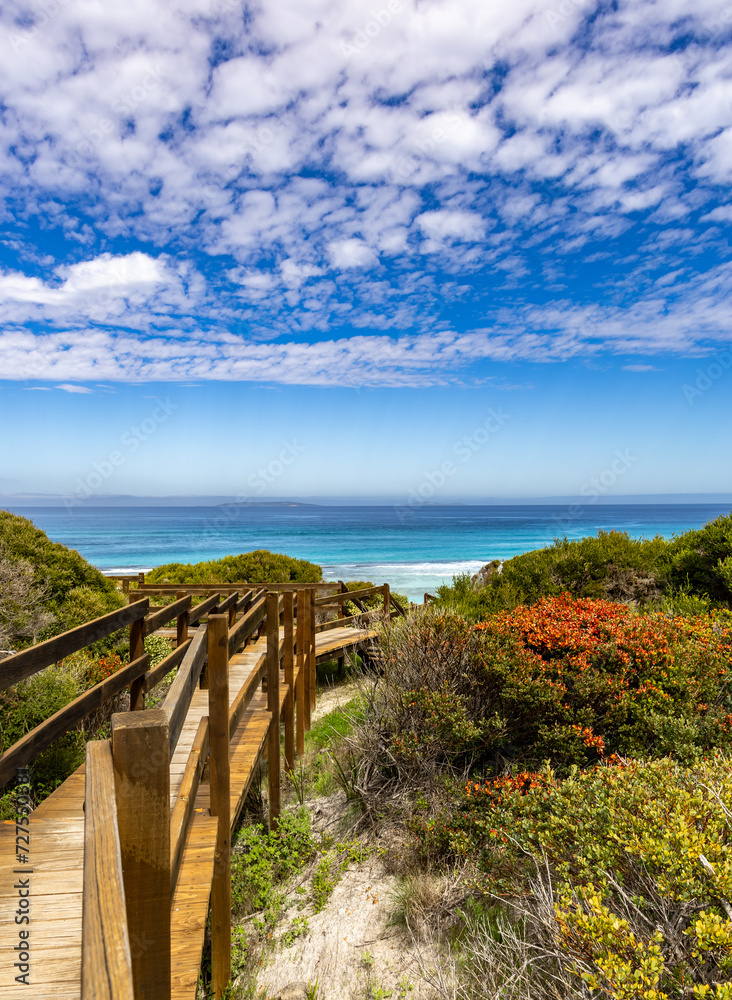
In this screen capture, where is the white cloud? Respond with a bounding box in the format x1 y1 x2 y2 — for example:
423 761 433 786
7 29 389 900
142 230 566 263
417 210 485 242
55 383 94 393
0 0 729 374
327 239 378 269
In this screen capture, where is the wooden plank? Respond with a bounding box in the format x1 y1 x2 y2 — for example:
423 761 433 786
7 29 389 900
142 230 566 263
170 717 209 897
143 596 192 638
112 709 171 999
228 649 267 741
143 639 191 693
211 592 238 617
296 591 305 755
0 653 150 788
227 594 266 658
235 588 257 612
315 613 368 633
266 593 281 829
82 740 134 1000
314 584 382 606
309 590 317 712
188 593 221 627
303 591 312 731
207 615 231 999
128 595 146 711
176 591 189 647
283 592 295 773
0 599 149 691
170 813 218 1000
162 627 208 755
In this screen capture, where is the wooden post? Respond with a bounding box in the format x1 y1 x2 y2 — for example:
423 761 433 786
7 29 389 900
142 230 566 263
208 615 231 999
82 740 134 1000
309 589 316 712
266 592 281 829
176 590 189 647
111 710 170 999
383 583 390 618
283 591 295 773
128 594 145 711
138 571 145 587
296 589 306 754
302 591 312 732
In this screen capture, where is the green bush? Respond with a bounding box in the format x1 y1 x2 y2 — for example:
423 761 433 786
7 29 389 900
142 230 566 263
436 515 732 619
0 511 123 641
422 755 732 997
146 549 322 585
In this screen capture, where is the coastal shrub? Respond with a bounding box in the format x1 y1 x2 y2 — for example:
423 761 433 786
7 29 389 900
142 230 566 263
663 512 732 605
419 755 732 997
0 511 122 643
436 515 732 619
146 549 322 585
344 596 732 805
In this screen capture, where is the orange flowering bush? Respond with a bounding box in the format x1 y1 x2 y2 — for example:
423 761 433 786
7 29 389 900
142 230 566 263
84 653 124 687
472 593 732 766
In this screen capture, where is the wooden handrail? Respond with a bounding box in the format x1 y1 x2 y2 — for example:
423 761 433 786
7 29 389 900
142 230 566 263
82 739 134 1000
0 652 150 787
188 592 222 627
143 637 191 693
315 612 369 633
227 593 267 658
0 599 149 691
161 627 207 755
170 715 209 897
314 584 383 606
143 595 192 637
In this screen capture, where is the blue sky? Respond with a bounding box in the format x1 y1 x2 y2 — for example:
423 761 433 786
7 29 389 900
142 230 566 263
0 0 731 502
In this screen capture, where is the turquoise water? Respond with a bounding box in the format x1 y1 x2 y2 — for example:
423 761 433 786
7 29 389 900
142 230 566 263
7 503 730 601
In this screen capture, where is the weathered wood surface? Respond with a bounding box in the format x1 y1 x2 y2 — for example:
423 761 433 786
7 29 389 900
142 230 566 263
111 710 171 998
227 594 266 658
170 813 218 1000
0 653 150 788
188 593 222 627
162 627 207 754
82 740 134 1000
143 596 192 638
0 609 377 1000
0 599 149 691
314 584 383 607
0 815 84 999
144 638 191 693
170 717 209 896
208 615 232 999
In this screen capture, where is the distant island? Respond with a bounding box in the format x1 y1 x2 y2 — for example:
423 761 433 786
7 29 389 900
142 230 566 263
217 500 321 508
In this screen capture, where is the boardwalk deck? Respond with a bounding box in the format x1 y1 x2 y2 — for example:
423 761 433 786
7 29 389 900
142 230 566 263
0 621 376 1000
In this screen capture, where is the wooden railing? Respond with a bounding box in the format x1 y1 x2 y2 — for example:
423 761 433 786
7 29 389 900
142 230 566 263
0 578 395 999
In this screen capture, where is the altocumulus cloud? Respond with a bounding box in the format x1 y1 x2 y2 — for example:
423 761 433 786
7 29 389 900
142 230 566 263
0 0 731 387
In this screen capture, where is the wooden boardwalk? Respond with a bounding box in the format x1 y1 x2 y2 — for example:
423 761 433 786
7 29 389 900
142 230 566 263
0 622 377 1000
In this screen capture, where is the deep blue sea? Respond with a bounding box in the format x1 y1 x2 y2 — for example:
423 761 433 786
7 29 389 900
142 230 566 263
6 502 731 601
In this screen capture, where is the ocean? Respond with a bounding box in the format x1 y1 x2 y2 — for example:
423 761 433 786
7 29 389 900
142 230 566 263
6 502 730 602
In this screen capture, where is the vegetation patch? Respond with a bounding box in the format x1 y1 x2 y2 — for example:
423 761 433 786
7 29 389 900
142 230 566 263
146 549 322 585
